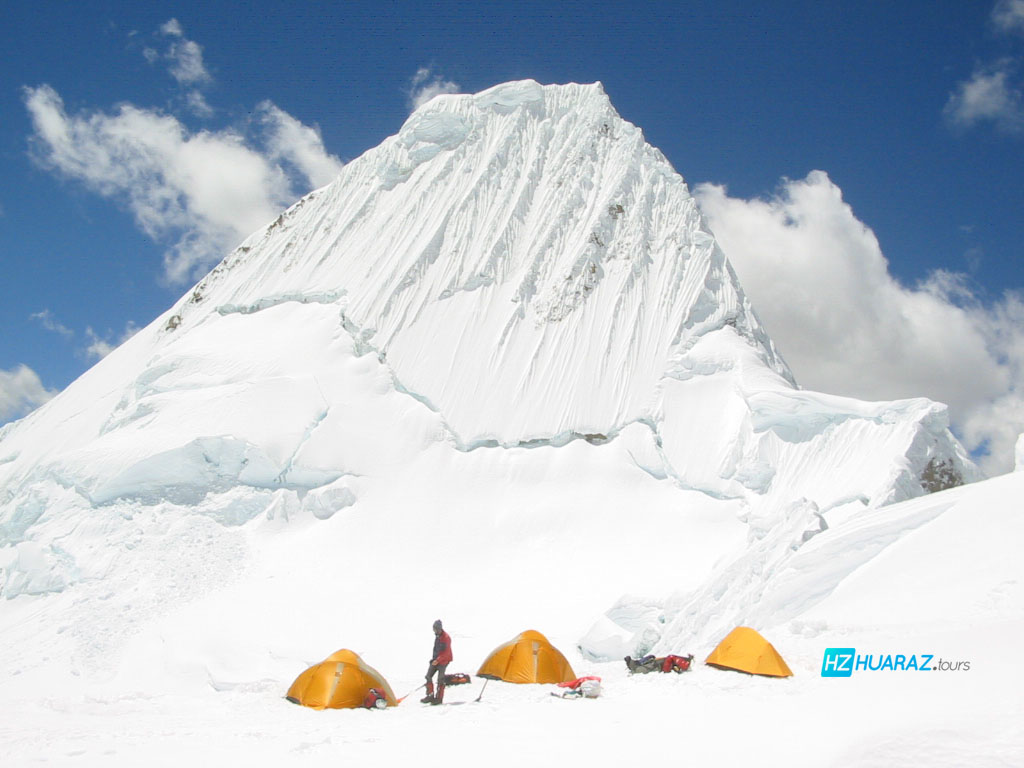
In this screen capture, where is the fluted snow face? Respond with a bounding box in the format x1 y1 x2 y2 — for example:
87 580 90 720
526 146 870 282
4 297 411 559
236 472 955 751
179 80 788 444
0 81 980 605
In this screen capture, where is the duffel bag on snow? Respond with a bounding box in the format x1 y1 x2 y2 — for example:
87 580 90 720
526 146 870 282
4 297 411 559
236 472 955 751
443 672 472 686
662 654 694 673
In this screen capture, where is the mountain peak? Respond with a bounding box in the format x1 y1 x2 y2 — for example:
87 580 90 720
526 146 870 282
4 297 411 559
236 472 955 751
0 80 978 602
411 80 611 116
171 80 786 447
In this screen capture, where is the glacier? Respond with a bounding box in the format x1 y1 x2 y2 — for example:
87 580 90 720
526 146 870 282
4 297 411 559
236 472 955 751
0 81 1017 767
0 80 977 600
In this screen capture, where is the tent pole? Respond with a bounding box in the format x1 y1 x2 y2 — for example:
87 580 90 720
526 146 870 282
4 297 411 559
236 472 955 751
474 678 489 702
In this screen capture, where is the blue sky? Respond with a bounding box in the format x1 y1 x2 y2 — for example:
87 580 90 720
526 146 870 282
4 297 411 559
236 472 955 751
2 1 1023 472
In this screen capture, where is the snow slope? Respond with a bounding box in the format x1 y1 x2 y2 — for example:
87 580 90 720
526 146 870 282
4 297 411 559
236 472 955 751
0 456 1019 767
0 81 1013 765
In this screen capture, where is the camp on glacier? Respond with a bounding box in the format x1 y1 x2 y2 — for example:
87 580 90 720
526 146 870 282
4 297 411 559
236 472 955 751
1 80 1021 766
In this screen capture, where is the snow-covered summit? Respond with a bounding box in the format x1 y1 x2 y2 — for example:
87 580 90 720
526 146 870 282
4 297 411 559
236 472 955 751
165 79 790 446
0 80 978 605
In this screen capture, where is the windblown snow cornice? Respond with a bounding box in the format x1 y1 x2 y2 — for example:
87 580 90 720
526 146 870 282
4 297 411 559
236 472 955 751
169 80 790 443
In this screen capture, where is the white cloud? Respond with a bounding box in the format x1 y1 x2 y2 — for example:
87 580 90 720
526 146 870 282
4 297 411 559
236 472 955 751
186 90 214 119
167 38 211 86
158 18 211 86
408 67 461 111
83 322 140 362
695 171 1024 476
83 328 115 360
257 102 344 188
993 0 1024 34
160 19 184 37
0 365 58 423
29 309 73 339
944 62 1024 133
944 3 1024 135
23 84 342 284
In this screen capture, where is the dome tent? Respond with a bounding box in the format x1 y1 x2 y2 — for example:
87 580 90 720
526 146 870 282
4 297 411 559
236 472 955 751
704 626 793 677
286 649 397 709
477 629 576 684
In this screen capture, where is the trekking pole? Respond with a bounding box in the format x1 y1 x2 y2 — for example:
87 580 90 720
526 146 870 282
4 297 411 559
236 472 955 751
397 684 425 703
474 678 490 702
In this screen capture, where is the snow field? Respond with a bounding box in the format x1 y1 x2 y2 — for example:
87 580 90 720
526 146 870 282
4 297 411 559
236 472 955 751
3 466 1022 766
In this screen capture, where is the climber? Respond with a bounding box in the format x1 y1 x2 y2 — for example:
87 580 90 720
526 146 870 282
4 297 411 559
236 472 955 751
421 619 453 704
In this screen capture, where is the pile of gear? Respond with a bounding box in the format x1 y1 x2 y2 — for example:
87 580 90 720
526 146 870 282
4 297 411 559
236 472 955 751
553 675 603 699
624 653 694 674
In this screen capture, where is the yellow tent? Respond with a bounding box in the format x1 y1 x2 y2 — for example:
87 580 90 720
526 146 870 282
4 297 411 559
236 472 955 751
705 626 793 677
477 629 576 684
286 648 398 709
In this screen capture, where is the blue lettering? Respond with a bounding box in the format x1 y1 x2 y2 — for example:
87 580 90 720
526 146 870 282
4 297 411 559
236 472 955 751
880 655 894 671
855 655 869 671
894 655 907 671
906 655 918 671
920 654 933 671
868 655 883 671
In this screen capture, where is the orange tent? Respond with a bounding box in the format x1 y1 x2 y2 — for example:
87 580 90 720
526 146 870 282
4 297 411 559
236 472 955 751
477 629 576 684
705 627 793 677
286 649 397 709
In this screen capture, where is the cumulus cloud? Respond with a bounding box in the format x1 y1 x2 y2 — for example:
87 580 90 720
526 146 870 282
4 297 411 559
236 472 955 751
30 309 73 339
257 102 344 188
993 0 1024 35
0 365 57 423
696 171 1024 476
23 84 343 284
408 67 461 111
944 61 1024 133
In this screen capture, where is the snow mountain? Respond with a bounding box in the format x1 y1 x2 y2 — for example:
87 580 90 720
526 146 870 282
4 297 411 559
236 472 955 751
1 81 975 582
2 80 1013 767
